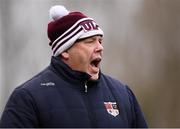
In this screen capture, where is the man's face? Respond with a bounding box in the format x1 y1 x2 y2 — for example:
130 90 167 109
61 35 104 80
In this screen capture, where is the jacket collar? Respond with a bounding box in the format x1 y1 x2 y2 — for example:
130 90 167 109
50 56 100 85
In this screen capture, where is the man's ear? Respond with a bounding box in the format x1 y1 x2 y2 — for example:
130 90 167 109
61 51 69 60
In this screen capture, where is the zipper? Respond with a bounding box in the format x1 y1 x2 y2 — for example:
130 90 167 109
84 81 88 92
82 84 97 127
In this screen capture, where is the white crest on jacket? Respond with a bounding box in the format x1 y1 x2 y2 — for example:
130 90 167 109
104 102 119 117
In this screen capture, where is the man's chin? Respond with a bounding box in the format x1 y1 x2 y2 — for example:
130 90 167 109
89 73 99 81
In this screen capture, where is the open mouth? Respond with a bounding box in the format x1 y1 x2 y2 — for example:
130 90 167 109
90 58 101 71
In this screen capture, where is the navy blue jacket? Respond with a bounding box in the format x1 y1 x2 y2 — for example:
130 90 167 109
0 57 147 128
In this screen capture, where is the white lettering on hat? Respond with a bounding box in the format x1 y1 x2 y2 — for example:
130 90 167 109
80 20 99 32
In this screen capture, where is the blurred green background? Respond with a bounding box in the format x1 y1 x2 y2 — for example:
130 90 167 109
0 0 180 127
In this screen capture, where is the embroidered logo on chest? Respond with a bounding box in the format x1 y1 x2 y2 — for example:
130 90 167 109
40 82 55 86
104 102 119 117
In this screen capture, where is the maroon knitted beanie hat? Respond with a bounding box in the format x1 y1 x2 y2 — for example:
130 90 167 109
47 5 104 56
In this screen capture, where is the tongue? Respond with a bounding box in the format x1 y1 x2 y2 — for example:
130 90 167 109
90 64 99 73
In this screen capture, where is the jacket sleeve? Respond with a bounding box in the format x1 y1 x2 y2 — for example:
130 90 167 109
125 85 148 128
0 87 39 128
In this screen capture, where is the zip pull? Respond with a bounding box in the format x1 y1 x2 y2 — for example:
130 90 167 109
84 82 88 92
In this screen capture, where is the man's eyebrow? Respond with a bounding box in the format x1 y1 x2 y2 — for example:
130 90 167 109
90 36 103 40
85 37 102 42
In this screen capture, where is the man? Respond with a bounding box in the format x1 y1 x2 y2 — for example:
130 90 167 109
0 5 148 128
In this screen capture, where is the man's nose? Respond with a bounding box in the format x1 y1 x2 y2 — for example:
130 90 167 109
95 41 104 52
